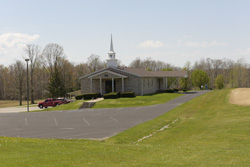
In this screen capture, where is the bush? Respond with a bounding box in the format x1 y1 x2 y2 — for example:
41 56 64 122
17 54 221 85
183 89 187 92
75 93 100 100
120 92 135 98
104 92 119 99
173 88 179 92
165 89 174 93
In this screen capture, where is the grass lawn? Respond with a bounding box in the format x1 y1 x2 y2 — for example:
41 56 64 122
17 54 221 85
0 89 250 166
93 93 183 108
0 100 21 108
32 100 84 112
0 100 43 108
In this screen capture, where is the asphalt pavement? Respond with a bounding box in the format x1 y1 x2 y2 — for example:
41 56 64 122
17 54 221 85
0 91 210 139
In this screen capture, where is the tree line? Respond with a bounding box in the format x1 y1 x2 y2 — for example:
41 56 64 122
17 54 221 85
0 43 105 104
129 57 250 90
1 43 250 105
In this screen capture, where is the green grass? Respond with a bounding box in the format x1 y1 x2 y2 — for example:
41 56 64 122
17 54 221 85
0 89 250 166
32 100 84 112
93 93 183 108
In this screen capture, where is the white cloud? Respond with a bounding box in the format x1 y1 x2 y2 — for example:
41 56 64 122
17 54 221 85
0 33 40 65
185 41 227 47
138 40 164 48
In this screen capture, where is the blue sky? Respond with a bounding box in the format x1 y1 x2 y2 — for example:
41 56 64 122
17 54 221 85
0 0 250 67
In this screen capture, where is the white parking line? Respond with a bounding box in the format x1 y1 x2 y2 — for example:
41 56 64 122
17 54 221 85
54 118 59 126
25 118 28 126
110 117 118 122
82 118 90 126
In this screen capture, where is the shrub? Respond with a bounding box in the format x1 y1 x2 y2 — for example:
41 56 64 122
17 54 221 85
183 89 187 92
120 92 135 98
215 74 224 89
165 89 174 93
173 88 179 92
75 93 100 100
103 92 119 99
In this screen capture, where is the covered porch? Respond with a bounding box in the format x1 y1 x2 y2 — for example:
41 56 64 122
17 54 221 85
88 70 128 95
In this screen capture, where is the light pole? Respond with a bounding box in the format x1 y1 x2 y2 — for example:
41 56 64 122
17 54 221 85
25 59 30 112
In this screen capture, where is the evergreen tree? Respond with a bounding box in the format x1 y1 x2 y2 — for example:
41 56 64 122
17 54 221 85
47 65 66 97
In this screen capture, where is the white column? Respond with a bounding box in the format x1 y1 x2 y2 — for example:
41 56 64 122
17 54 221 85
112 78 114 92
100 78 102 95
122 78 124 92
166 78 168 89
90 78 92 93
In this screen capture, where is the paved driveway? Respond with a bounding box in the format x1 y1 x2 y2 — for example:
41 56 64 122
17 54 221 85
0 91 210 139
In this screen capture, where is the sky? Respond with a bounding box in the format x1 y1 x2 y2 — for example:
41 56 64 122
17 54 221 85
0 0 250 67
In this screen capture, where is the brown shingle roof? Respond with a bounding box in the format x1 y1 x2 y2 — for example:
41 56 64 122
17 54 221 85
123 67 187 77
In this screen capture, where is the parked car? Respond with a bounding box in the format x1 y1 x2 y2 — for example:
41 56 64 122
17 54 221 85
38 98 64 109
57 98 72 104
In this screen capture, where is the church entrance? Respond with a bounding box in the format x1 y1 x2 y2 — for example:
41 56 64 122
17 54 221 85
105 80 116 93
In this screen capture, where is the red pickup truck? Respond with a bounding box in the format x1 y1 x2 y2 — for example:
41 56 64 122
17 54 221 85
38 98 66 109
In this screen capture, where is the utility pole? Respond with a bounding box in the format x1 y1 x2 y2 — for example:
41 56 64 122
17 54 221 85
25 59 30 112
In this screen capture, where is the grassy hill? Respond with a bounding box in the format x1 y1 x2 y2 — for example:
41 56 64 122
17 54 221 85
0 89 249 166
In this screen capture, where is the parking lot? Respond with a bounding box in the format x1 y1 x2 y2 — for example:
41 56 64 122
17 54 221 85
0 91 209 139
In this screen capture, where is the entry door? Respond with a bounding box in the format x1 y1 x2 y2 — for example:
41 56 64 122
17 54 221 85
105 80 116 93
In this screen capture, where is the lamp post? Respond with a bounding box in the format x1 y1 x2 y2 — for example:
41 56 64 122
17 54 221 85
25 59 30 112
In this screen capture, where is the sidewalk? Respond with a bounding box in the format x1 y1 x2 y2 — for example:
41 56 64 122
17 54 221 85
0 106 40 113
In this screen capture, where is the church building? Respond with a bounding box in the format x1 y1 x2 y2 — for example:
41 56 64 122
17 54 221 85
80 36 187 96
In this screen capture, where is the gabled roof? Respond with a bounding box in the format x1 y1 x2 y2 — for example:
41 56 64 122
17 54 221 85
79 66 141 79
88 70 128 78
80 66 187 79
123 67 187 78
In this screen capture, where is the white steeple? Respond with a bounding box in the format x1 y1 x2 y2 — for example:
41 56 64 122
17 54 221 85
110 34 114 52
107 34 118 67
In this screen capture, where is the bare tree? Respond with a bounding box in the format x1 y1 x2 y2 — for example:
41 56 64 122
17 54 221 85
42 43 66 97
24 44 41 104
74 63 90 89
129 57 142 68
11 61 26 105
42 43 65 74
87 54 105 72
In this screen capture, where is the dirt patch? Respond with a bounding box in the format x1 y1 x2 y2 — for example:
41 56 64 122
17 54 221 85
229 88 250 106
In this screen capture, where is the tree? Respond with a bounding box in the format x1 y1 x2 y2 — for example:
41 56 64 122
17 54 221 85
74 63 90 90
191 69 210 89
180 68 189 89
87 54 104 72
61 59 76 93
11 61 26 105
129 57 142 68
24 44 41 104
42 43 66 97
47 64 65 97
215 74 224 89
